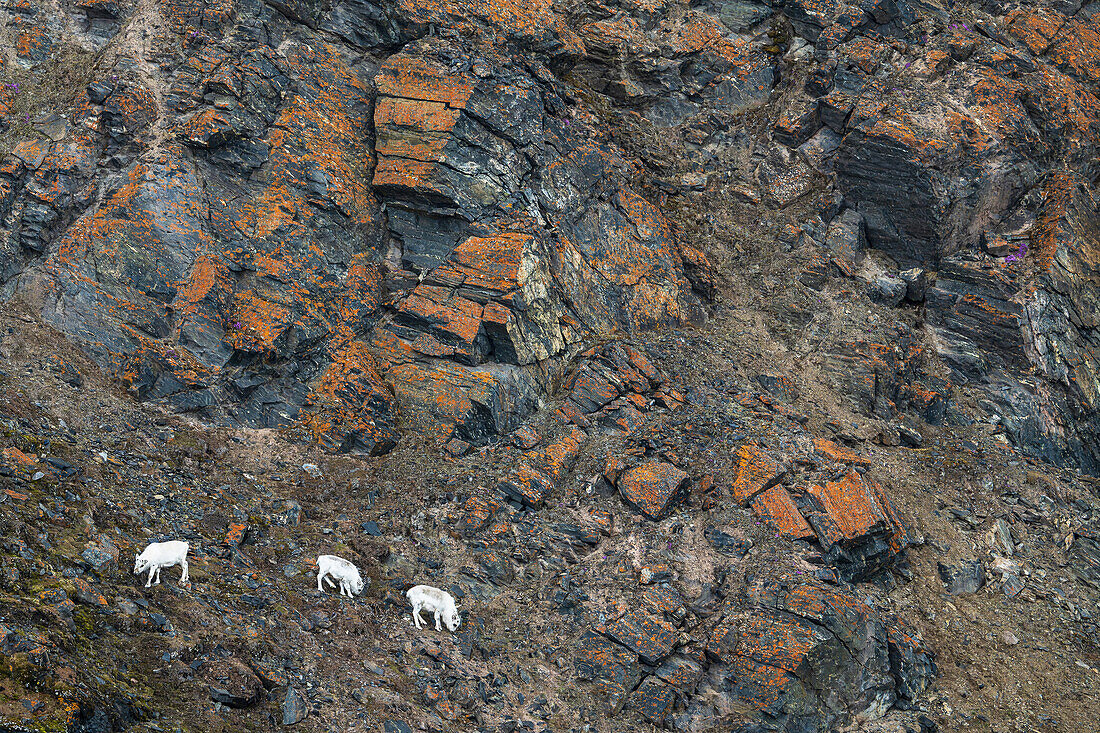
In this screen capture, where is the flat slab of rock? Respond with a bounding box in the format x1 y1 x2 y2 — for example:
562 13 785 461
205 658 263 708
605 608 677 665
938 561 986 595
751 486 815 540
617 461 690 520
803 472 911 580
630 676 676 724
575 629 641 713
496 465 555 509
731 445 783 504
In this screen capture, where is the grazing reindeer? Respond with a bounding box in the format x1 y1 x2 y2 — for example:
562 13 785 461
316 555 365 597
407 585 461 631
134 541 189 588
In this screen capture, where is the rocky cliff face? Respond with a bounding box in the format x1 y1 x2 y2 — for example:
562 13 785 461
1 0 1100 731
3 0 1099 473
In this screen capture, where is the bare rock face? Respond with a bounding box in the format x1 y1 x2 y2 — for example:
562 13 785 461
813 5 1100 473
0 7 704 455
5 0 1100 730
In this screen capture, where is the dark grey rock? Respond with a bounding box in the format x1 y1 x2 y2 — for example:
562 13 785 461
938 561 986 595
282 687 308 725
899 268 929 302
870 276 907 307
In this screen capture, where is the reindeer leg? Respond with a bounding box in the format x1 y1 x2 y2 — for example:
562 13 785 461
180 559 189 584
317 571 325 592
434 609 442 631
153 566 161 585
145 567 154 588
412 602 422 628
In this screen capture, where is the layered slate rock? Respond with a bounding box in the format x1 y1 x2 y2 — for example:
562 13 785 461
616 461 690 520
0 17 704 454
582 582 936 733
362 45 703 444
751 485 815 540
575 630 641 714
730 444 784 504
804 472 910 581
605 608 678 665
496 465 556 509
798 4 1100 473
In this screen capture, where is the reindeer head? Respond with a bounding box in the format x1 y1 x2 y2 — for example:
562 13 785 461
444 608 461 632
351 576 365 595
134 555 150 574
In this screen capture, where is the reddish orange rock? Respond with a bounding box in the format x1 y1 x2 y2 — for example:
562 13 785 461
751 486 815 540
456 496 501 536
225 522 247 547
605 608 677 665
803 471 911 578
807 473 889 542
730 445 783 505
812 438 872 467
736 611 828 675
496 465 555 509
525 426 587 478
617 461 690 520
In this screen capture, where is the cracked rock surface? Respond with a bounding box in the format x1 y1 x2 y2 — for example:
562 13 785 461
1 0 1100 731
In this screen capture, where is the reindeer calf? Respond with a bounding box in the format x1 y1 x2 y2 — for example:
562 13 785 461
316 555 365 597
406 584 461 631
134 541 189 588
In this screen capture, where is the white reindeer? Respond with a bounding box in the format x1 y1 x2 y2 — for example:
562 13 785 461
316 554 365 597
134 541 189 587
407 584 461 631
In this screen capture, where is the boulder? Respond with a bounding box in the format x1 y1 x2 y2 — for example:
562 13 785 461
730 445 784 505
938 561 987 595
617 462 690 520
605 608 678 665
205 658 263 708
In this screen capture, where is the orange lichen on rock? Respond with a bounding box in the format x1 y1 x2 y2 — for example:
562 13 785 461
812 438 871 467
1029 171 1075 274
731 444 783 505
605 608 677 664
736 612 823 676
397 0 583 56
526 426 587 478
1048 15 1100 87
751 486 814 540
496 464 555 508
617 461 689 519
297 341 398 453
227 291 290 353
433 232 528 297
1008 7 1066 55
373 54 475 195
805 472 909 554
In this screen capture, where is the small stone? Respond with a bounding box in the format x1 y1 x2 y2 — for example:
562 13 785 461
301 464 322 478
870 275 907 306
899 268 929 302
282 687 308 725
617 462 690 520
897 423 923 447
1002 631 1018 646
444 439 471 457
988 518 1014 556
361 520 382 536
938 561 986 595
1002 573 1025 598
